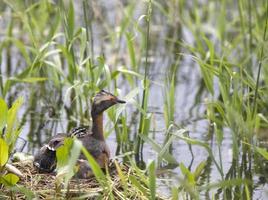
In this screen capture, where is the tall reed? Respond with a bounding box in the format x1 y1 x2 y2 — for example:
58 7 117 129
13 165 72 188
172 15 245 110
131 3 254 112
135 0 152 164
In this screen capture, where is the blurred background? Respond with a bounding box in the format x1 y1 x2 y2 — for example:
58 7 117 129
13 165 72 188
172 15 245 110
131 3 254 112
0 0 268 199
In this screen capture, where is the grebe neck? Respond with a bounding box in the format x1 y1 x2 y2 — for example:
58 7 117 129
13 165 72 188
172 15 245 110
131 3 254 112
91 113 104 141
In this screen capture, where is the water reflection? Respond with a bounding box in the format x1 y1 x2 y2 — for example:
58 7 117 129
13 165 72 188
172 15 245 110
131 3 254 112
0 0 267 199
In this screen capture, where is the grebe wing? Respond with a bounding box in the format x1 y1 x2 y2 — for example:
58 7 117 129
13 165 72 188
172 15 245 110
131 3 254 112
68 125 91 138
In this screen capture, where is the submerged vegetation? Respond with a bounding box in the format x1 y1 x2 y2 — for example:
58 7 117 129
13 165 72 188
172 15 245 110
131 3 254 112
0 0 268 199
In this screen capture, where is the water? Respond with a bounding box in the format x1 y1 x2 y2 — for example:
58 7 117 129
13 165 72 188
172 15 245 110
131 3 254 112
1 0 268 199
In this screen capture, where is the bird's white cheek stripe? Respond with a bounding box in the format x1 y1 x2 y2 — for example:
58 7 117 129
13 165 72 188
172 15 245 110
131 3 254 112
45 144 56 151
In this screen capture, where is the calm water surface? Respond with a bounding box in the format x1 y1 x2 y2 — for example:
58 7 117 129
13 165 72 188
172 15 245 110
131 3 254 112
1 1 268 199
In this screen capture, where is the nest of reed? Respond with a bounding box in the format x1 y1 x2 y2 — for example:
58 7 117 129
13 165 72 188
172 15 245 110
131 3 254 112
1 160 156 200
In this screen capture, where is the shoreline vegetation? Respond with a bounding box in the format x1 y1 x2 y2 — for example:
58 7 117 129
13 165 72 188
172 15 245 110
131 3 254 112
1 0 268 199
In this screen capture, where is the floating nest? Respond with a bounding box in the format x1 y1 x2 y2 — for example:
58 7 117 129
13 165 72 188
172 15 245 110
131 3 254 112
1 160 157 200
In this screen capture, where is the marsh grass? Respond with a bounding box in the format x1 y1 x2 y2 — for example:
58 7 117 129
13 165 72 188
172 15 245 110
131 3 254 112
135 0 152 165
1 0 268 199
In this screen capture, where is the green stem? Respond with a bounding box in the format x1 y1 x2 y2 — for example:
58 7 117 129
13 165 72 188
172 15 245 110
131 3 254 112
135 0 152 161
252 2 268 118
82 0 95 86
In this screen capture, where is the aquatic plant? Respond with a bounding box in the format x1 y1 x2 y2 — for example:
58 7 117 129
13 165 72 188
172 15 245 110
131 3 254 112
0 98 23 194
0 0 268 199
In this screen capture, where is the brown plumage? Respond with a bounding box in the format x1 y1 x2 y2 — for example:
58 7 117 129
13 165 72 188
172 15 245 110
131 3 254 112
33 90 126 177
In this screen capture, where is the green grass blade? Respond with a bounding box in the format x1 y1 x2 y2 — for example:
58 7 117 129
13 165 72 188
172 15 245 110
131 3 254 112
139 133 178 165
5 97 23 151
148 161 156 200
0 98 8 131
0 138 9 167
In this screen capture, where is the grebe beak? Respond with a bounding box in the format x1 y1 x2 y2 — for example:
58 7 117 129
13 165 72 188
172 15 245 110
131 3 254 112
116 99 126 104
